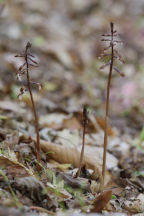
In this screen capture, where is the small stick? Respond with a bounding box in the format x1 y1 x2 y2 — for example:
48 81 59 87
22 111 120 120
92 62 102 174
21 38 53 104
30 206 55 215
75 106 88 178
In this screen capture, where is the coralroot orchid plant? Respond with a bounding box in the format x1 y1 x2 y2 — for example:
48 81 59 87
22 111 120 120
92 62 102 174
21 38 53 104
15 42 41 164
99 22 125 191
76 106 88 178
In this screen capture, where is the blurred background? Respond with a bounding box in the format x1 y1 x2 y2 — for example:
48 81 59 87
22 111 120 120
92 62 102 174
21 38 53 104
0 0 144 137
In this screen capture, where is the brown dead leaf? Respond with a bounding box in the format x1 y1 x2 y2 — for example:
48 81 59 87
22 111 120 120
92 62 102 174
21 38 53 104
31 137 111 186
77 111 100 133
40 113 72 130
58 172 91 193
76 111 115 134
106 180 124 197
21 93 40 107
124 193 144 213
46 182 72 199
0 155 32 179
96 117 115 136
0 100 21 113
67 48 84 73
46 159 72 171
12 176 54 206
63 116 82 130
3 131 19 150
91 190 112 213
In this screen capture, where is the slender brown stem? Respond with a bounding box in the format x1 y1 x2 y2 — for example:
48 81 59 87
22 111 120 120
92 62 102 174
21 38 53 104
75 107 87 178
25 43 41 163
100 22 114 191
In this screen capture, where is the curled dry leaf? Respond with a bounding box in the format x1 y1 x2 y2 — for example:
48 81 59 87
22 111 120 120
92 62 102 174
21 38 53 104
32 137 101 179
31 137 111 185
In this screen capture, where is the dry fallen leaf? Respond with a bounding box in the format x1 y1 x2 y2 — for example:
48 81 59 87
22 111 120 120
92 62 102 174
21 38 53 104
40 113 72 129
0 100 21 113
63 116 82 130
96 117 115 136
31 137 111 185
124 193 144 213
0 154 33 179
13 177 48 202
91 190 112 213
46 182 72 199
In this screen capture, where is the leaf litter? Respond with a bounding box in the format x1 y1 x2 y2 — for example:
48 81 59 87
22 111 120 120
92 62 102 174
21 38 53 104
1 0 144 215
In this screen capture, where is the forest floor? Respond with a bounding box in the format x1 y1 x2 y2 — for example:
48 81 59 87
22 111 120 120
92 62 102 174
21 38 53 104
0 1 144 215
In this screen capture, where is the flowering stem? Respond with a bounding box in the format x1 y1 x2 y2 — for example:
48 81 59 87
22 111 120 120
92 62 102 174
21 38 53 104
75 107 87 178
25 43 41 164
100 22 114 191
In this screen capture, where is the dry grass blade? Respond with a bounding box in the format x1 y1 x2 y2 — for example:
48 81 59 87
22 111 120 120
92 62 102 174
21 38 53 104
30 206 55 215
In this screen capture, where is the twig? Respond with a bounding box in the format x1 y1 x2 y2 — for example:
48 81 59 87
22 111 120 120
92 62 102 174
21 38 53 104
30 206 55 215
